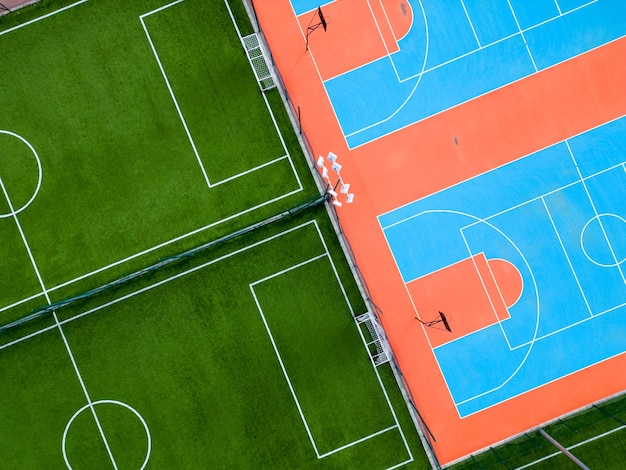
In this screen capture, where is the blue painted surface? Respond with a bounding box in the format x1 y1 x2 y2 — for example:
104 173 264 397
310 0 626 148
380 117 626 416
463 0 518 45
508 0 559 30
291 0 333 16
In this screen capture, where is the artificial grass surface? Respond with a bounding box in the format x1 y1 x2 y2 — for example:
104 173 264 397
0 211 425 468
0 0 310 316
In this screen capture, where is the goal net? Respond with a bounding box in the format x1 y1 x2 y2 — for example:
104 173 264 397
242 33 276 91
356 312 391 367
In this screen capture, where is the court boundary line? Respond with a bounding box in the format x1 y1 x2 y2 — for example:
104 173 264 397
330 0 598 84
249 250 412 466
388 162 626 344
0 177 120 469
542 196 595 317
0 0 306 318
382 157 626 349
456 342 626 419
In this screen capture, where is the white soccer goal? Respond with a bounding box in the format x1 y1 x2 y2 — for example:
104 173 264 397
355 312 390 367
242 33 276 91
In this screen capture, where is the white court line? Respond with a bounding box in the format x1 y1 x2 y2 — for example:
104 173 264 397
542 196 594 317
506 0 538 72
250 245 412 465
458 216 541 352
342 0 429 140
379 113 626 227
375 215 461 419
554 0 563 16
380 207 541 411
340 0 600 148
565 140 626 285
0 177 119 470
0 0 89 37
460 0 481 47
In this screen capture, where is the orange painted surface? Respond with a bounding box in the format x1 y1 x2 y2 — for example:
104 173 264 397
381 0 413 41
256 0 626 464
489 258 524 309
299 0 398 80
407 253 515 349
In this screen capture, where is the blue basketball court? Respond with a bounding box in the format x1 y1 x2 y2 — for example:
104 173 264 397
319 0 626 148
379 116 626 417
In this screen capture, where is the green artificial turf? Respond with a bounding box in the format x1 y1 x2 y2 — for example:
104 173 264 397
0 210 428 468
0 0 311 315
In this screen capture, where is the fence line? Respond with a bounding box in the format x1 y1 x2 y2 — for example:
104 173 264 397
0 193 326 333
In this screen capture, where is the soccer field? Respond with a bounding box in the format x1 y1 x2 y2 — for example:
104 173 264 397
1 212 420 468
0 0 306 318
0 0 428 467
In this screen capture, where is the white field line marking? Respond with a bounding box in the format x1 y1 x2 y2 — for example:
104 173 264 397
250 278 322 457
0 0 89 37
253 221 412 463
139 10 210 188
62 400 152 470
142 0 301 189
542 196 594 317
250 253 327 286
0 291 45 315
0 177 119 470
250 250 410 464
565 140 626 284
218 5 303 191
317 425 399 459
0 323 58 350
2 221 321 349
209 155 289 187
45 186 302 294
0 0 301 316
